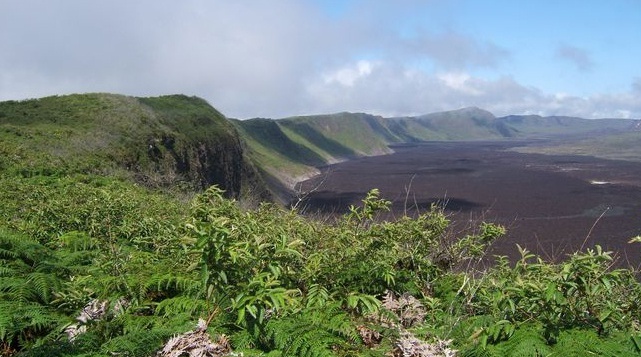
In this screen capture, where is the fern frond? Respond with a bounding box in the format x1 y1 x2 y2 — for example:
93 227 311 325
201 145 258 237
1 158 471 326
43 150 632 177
154 295 207 317
552 329 639 357
101 328 172 357
54 230 99 252
305 283 330 308
0 229 50 264
0 247 19 259
0 301 66 346
265 304 360 356
230 328 256 350
146 273 201 295
461 347 494 357
0 265 16 277
26 271 62 304
489 325 551 357
2 276 37 302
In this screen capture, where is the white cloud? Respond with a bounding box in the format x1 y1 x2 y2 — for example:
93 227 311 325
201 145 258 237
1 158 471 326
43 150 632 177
323 61 376 86
437 72 482 96
0 0 639 119
305 60 641 119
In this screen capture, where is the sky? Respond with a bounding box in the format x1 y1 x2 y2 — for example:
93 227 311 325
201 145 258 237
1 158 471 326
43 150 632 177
1 0 640 119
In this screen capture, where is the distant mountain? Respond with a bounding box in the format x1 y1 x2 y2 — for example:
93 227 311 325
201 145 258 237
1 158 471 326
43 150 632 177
500 114 634 136
391 107 516 140
234 107 639 200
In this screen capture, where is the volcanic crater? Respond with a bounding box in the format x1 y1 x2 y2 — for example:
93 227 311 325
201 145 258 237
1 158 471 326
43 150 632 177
297 141 641 265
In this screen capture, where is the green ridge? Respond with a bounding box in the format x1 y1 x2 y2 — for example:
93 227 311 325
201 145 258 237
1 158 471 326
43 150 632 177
0 93 266 199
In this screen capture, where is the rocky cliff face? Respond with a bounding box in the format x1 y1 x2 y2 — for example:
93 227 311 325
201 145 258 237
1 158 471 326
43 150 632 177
133 95 269 200
143 132 245 198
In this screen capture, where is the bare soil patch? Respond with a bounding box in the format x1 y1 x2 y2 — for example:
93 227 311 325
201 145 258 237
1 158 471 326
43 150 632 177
297 141 641 265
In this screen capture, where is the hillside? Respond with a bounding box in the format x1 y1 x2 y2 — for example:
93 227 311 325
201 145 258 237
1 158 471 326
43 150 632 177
509 120 641 161
392 107 516 140
2 94 641 356
2 93 637 204
232 112 398 201
234 106 639 201
0 93 268 199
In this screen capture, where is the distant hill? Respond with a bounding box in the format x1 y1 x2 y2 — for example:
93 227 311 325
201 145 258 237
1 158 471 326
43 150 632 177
233 107 639 200
391 107 516 140
231 112 397 200
500 114 634 137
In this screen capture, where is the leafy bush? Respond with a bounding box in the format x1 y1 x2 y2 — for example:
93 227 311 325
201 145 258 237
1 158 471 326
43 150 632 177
466 245 641 346
1 172 639 356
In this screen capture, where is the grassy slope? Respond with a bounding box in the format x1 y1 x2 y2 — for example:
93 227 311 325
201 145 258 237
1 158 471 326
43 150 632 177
232 112 399 192
0 93 265 198
235 107 640 196
513 130 641 162
230 118 325 202
500 115 634 137
279 112 397 157
502 115 641 161
403 107 514 140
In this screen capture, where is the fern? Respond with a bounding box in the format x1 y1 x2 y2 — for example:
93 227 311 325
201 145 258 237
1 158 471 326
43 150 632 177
305 283 330 308
0 265 15 277
154 296 207 317
487 325 551 357
0 301 66 348
0 230 49 266
0 247 19 259
91 310 194 357
145 272 202 296
552 329 639 357
100 328 173 357
230 328 258 350
463 325 641 357
264 304 361 356
26 272 62 304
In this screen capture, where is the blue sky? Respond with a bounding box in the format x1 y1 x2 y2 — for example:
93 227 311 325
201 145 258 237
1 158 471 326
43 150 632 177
1 0 640 118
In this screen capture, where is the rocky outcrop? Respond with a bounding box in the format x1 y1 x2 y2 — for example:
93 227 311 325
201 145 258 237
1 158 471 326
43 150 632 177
143 133 245 198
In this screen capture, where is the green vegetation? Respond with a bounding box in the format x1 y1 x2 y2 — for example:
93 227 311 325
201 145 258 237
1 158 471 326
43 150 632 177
2 171 641 355
234 108 640 193
513 130 641 162
231 113 398 195
2 93 641 356
501 115 633 137
0 93 264 198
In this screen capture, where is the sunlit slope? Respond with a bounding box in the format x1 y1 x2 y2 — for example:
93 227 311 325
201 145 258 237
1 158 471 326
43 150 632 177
232 112 399 190
501 115 634 136
392 107 515 140
513 129 641 161
234 106 639 193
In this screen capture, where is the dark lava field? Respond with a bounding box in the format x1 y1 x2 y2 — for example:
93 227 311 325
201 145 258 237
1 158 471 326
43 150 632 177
297 141 641 266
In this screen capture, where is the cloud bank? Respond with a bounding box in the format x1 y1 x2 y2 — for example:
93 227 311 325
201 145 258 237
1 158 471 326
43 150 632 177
1 0 639 119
